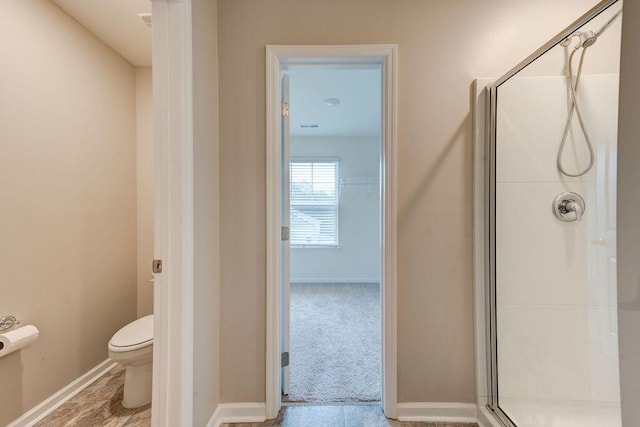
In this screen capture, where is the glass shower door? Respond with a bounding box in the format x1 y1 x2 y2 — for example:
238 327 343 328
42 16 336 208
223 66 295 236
488 1 623 426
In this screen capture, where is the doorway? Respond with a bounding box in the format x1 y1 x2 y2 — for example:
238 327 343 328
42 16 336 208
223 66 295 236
265 44 398 419
283 67 383 403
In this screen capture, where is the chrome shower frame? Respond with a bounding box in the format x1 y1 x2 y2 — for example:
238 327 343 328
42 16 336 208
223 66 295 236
484 0 621 425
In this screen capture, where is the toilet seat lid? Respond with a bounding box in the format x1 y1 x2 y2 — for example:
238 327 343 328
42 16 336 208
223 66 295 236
109 314 153 351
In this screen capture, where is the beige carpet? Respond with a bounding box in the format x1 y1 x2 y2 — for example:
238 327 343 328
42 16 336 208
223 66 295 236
287 282 381 402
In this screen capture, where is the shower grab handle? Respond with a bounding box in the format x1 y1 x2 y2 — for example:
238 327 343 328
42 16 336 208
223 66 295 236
553 192 585 222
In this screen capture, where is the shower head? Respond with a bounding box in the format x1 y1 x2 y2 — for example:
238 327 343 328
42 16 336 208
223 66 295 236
560 31 596 49
580 30 597 48
560 9 622 50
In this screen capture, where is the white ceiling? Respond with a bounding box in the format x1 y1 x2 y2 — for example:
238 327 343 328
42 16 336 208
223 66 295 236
50 0 152 67
287 68 382 137
47 2 382 134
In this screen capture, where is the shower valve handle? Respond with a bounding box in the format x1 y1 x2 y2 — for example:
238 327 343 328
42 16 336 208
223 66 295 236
553 192 585 222
561 200 583 221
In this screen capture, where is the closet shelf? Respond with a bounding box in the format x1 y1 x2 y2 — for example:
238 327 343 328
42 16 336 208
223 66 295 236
339 177 379 197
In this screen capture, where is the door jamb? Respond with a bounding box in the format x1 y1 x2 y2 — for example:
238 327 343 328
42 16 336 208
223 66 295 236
151 1 194 426
265 44 398 419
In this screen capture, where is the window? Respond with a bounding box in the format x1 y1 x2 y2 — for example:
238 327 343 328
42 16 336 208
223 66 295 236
290 159 339 247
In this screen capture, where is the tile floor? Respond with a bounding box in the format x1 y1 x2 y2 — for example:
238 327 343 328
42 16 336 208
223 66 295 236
35 365 150 427
222 404 479 427
34 367 477 427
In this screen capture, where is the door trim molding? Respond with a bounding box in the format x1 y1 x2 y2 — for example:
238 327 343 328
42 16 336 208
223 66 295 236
151 1 194 425
265 44 398 419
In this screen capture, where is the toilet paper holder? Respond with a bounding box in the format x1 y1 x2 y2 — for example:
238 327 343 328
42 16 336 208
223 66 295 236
0 315 20 331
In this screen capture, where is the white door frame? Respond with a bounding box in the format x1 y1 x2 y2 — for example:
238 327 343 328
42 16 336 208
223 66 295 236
280 73 291 396
265 44 398 419
150 1 194 426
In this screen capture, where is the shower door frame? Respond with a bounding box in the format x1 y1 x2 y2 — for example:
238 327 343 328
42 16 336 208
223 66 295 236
483 0 621 425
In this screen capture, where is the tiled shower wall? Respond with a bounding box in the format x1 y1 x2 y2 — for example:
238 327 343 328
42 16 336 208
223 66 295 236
495 75 620 404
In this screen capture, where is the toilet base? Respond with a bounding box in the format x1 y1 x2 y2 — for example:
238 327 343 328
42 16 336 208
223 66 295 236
122 362 152 408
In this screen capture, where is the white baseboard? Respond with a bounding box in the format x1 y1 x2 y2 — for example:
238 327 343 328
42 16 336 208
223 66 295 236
8 359 116 427
207 405 222 427
207 401 483 426
207 402 267 427
290 278 380 284
396 402 479 423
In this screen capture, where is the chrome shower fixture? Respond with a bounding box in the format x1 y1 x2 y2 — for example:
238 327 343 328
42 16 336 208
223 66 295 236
553 192 585 222
557 8 621 177
560 31 596 49
580 30 597 48
560 9 621 49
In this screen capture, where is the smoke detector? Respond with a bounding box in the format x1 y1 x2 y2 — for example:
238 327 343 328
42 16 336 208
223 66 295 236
138 13 152 29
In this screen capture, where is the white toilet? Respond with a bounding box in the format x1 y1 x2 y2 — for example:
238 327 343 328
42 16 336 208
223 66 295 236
108 314 153 408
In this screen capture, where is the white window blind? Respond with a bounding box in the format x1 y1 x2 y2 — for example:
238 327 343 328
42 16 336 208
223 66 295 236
290 160 339 247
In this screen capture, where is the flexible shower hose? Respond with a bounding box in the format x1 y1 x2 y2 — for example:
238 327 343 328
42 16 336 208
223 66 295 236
557 45 596 177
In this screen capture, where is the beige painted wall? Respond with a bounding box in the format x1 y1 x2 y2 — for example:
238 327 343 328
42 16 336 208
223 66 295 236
192 0 221 424
136 67 154 317
217 0 601 403
616 1 640 424
0 1 137 424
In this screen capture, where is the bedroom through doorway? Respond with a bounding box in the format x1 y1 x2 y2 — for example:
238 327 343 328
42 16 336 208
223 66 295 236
281 66 383 404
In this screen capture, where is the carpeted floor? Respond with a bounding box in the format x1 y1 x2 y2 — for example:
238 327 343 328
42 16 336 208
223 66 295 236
287 282 381 403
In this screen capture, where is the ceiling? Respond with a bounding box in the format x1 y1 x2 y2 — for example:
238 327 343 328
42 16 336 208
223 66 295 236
287 68 382 137
47 2 382 136
50 0 152 67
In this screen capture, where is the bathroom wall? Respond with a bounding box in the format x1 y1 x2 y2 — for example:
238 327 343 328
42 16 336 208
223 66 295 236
217 0 604 404
495 74 621 423
290 136 381 283
136 67 154 317
616 1 640 425
0 1 137 425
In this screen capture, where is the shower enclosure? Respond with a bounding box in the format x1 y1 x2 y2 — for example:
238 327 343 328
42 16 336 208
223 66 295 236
484 0 623 425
